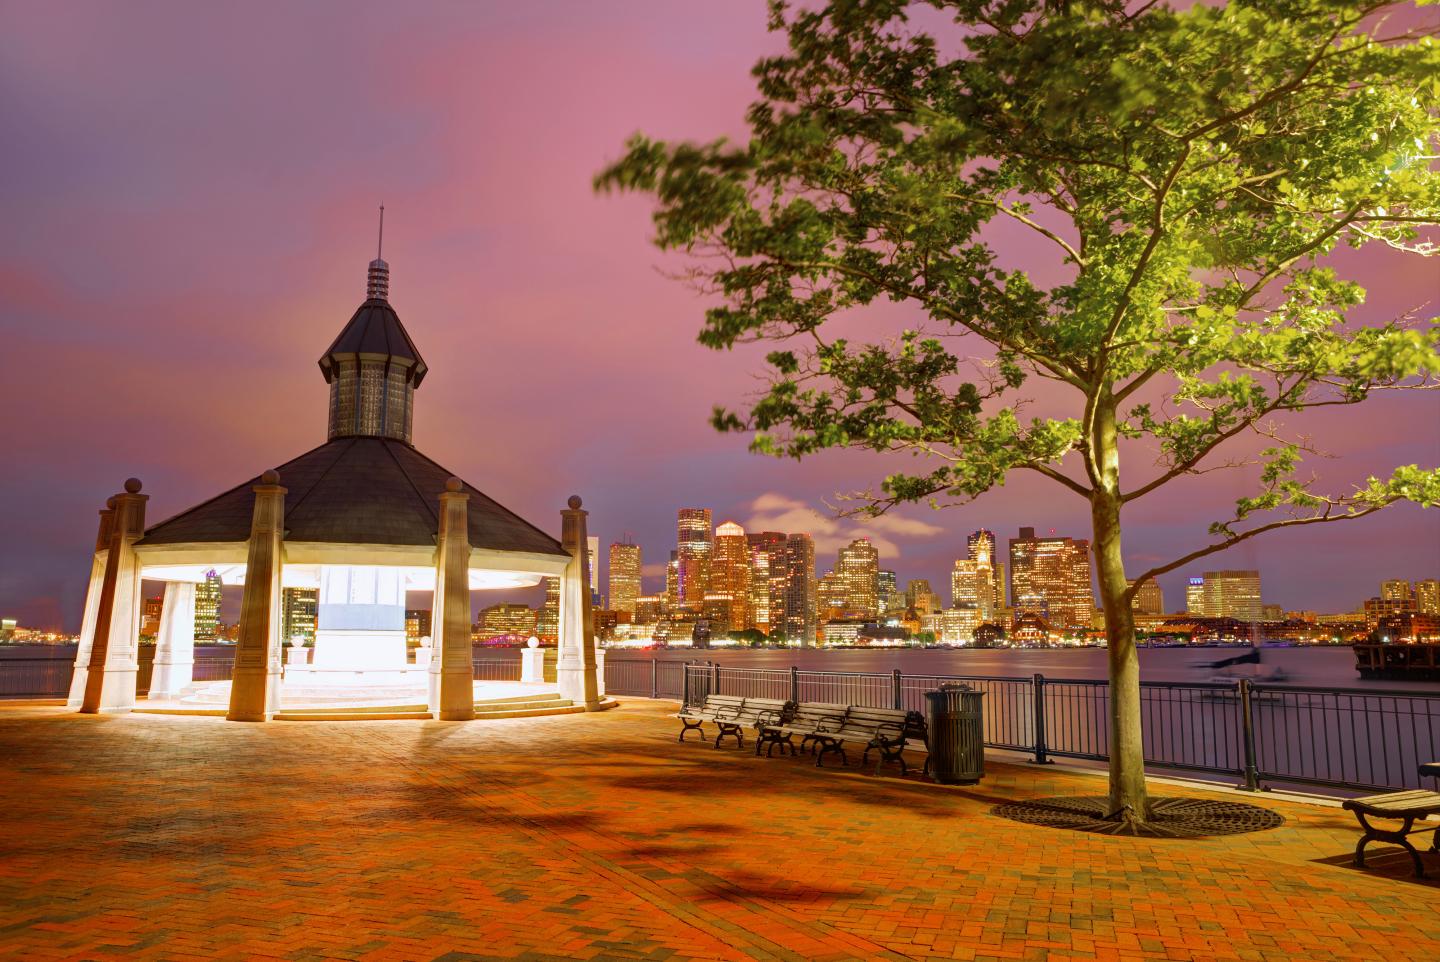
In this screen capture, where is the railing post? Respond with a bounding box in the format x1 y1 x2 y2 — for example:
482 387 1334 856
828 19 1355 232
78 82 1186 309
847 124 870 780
711 660 720 696
1239 679 1260 791
790 665 799 704
892 668 903 710
650 657 659 700
1031 673 1052 765
682 661 693 708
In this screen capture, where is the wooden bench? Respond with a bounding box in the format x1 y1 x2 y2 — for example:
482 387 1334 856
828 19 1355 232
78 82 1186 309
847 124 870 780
755 702 848 758
807 705 928 775
1342 789 1440 878
676 695 791 749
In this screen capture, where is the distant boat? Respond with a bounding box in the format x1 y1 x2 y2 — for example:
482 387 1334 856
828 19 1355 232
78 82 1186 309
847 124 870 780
1197 647 1289 685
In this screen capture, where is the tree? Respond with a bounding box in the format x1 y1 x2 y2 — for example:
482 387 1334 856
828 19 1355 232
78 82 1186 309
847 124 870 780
596 0 1440 826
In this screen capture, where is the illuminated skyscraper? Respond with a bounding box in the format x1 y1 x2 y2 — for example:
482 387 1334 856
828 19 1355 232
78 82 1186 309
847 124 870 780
817 570 846 621
676 508 713 609
1418 580 1440 616
967 529 1006 613
1203 570 1262 622
608 541 642 617
665 550 678 607
952 539 997 623
405 609 431 643
877 569 902 617
281 587 319 644
746 531 788 636
1186 577 1206 615
1185 571 1263 621
535 576 561 640
194 570 222 642
587 536 600 598
710 521 753 632
836 538 880 619
783 533 817 645
1007 527 1093 628
1128 577 1165 616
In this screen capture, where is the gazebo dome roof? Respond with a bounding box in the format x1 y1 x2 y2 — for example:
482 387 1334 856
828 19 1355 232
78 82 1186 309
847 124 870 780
136 437 565 556
317 297 428 386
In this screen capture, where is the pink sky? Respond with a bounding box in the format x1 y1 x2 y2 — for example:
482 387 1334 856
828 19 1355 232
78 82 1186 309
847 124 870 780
1 1 1436 631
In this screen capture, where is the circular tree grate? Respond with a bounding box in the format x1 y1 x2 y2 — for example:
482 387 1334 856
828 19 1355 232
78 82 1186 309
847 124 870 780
990 795 1285 838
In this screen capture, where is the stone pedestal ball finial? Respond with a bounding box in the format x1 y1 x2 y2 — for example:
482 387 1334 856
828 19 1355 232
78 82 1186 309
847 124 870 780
528 636 540 649
105 497 117 509
445 477 463 493
568 495 582 509
124 478 143 493
260 469 280 485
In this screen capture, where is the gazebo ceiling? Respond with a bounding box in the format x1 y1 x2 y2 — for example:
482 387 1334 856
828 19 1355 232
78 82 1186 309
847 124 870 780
137 436 567 557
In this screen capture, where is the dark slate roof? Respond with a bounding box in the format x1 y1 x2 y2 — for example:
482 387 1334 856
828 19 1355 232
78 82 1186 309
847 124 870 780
318 298 428 385
137 437 566 556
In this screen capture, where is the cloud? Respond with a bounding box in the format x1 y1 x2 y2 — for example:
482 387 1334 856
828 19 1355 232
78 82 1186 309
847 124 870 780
742 492 943 565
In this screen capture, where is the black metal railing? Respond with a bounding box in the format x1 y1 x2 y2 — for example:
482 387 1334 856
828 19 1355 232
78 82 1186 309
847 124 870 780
646 661 1440 796
0 657 75 698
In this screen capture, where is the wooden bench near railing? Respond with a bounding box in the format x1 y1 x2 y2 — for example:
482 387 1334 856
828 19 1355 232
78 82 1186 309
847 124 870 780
675 695 791 750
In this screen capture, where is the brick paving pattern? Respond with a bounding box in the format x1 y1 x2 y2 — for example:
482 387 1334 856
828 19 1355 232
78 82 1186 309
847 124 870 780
0 699 1434 961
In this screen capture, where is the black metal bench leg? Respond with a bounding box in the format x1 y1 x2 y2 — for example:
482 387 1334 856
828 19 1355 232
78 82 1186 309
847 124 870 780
679 719 704 743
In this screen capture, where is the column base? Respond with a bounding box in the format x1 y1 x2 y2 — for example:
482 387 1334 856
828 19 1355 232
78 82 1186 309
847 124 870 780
80 668 138 714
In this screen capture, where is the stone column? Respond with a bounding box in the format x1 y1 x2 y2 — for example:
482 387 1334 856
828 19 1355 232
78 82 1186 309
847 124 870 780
149 581 197 699
80 481 148 713
557 496 601 710
67 503 115 708
433 478 475 720
227 470 286 722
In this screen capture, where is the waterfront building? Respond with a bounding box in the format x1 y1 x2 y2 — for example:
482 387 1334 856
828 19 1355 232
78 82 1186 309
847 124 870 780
675 509 713 610
1008 527 1093 628
1188 570 1263 622
665 550 678 607
878 569 903 617
1129 577 1165 616
836 538 880 620
783 533 817 646
1262 604 1284 621
405 609 431 644
1363 594 1413 628
608 541 642 617
941 606 980 645
906 579 941 616
821 620 864 646
476 603 537 643
711 521 753 631
1418 580 1440 615
281 587 319 645
194 570 222 642
633 595 664 625
746 531 788 636
1381 579 1414 605
1375 611 1440 644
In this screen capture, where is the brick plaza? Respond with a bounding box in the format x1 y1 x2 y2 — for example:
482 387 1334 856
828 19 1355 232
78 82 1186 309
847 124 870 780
1 699 1434 962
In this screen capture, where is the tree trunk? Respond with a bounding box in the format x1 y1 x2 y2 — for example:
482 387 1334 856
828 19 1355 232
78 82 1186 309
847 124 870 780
1088 391 1149 824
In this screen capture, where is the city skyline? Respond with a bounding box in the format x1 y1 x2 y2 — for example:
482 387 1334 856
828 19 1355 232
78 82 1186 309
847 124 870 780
2 2 1437 632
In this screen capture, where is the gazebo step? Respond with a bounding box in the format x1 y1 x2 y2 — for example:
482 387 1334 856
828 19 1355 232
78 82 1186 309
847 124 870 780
472 701 582 719
473 697 574 713
472 691 567 706
134 707 228 717
278 703 431 715
274 710 433 721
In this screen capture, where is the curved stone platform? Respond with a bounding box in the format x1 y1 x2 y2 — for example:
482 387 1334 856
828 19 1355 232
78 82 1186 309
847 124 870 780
133 682 617 721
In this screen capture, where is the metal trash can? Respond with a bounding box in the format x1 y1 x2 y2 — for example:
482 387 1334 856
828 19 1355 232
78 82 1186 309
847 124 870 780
925 684 985 784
